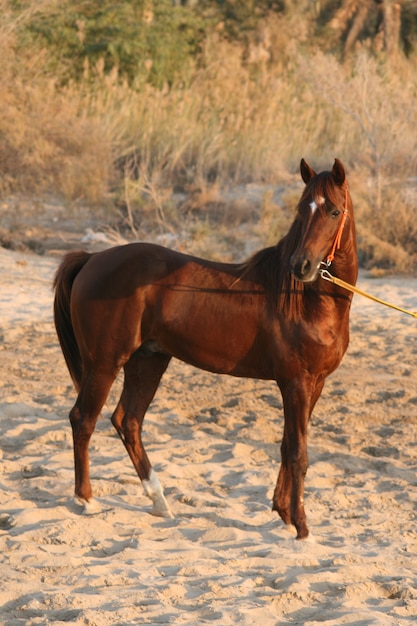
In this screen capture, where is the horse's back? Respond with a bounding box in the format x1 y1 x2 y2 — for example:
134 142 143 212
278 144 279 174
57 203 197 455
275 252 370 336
71 243 181 298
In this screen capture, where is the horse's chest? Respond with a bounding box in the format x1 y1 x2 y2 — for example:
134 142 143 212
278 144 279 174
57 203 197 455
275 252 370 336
303 322 340 348
274 317 348 370
299 318 349 372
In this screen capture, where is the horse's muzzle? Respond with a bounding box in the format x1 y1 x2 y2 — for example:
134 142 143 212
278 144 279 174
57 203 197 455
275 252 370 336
290 253 320 282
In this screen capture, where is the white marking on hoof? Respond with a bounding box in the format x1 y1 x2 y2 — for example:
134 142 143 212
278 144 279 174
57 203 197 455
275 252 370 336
142 470 174 519
76 496 102 515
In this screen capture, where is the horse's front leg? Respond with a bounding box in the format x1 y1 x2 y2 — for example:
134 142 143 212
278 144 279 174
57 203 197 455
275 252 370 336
272 424 291 526
273 376 323 539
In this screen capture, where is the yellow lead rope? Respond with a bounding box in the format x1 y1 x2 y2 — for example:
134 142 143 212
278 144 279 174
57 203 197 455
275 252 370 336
319 268 417 319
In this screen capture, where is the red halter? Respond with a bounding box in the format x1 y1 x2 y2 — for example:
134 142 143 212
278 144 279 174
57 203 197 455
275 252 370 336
325 185 349 266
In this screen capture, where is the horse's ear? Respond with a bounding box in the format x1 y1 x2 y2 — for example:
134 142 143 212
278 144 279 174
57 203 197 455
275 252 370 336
332 158 346 187
300 159 316 184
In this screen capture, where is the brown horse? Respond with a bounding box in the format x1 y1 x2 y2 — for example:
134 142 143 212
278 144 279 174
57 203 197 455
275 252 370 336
54 158 357 539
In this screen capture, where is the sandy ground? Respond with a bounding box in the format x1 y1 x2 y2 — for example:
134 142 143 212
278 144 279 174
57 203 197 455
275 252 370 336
1 241 417 626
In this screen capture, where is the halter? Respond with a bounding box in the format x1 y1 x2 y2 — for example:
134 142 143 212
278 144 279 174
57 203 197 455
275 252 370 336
323 185 349 267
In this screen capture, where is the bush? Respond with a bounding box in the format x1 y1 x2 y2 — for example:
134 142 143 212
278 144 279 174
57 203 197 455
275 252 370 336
18 0 209 88
1 1 417 272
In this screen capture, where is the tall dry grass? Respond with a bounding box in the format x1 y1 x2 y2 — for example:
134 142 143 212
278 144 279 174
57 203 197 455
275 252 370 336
298 50 417 272
0 0 113 202
1 2 417 270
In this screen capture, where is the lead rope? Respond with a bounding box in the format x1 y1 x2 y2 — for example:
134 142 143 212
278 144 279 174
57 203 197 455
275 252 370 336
319 267 417 319
319 186 417 318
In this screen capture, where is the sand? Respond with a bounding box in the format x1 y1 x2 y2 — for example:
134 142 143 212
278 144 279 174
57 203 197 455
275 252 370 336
1 243 417 625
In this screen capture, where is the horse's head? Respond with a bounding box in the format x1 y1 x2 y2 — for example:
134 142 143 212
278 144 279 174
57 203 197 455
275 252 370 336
290 158 350 283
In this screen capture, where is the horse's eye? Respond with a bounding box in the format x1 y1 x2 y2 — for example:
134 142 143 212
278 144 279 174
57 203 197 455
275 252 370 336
331 209 340 218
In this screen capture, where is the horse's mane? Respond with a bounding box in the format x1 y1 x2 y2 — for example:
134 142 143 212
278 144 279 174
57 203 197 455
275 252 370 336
237 171 345 319
237 215 305 319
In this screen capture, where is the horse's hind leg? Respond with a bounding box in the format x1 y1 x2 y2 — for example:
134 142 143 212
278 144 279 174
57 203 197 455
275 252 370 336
70 369 117 513
111 350 172 517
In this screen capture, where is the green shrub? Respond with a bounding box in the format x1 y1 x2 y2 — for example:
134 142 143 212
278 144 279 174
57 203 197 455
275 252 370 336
19 0 207 88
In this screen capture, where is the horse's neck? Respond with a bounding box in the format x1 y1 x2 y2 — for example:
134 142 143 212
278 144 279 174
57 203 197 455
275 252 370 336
337 223 358 284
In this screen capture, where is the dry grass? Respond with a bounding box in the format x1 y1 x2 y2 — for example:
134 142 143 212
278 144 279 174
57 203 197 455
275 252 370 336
1 3 417 271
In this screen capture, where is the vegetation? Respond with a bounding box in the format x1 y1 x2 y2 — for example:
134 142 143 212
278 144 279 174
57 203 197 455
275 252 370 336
1 0 417 271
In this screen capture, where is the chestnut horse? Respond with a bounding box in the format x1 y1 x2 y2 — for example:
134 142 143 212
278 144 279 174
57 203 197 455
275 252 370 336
54 158 357 539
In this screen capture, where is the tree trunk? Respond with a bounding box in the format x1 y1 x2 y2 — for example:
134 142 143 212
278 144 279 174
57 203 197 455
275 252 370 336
382 0 403 59
344 1 373 56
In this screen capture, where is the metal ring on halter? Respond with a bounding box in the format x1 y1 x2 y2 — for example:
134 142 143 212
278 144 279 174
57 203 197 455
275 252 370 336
319 260 332 272
319 267 333 282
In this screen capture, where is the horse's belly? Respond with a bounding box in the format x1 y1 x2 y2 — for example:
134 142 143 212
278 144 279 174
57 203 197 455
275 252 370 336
158 326 257 375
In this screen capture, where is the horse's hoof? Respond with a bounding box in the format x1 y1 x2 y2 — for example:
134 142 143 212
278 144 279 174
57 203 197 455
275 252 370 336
0 513 16 529
150 499 174 519
143 470 173 519
76 497 102 515
295 529 311 541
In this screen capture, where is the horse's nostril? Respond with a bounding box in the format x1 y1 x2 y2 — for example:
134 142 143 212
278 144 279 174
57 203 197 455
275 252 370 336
291 255 314 281
300 259 311 277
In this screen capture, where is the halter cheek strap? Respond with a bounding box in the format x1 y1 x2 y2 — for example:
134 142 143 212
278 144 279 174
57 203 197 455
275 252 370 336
324 186 349 266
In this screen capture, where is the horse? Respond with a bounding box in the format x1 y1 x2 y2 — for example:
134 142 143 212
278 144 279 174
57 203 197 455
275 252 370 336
53 158 357 539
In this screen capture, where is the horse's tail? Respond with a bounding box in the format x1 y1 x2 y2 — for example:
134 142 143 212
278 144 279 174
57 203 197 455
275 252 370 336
53 251 92 391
